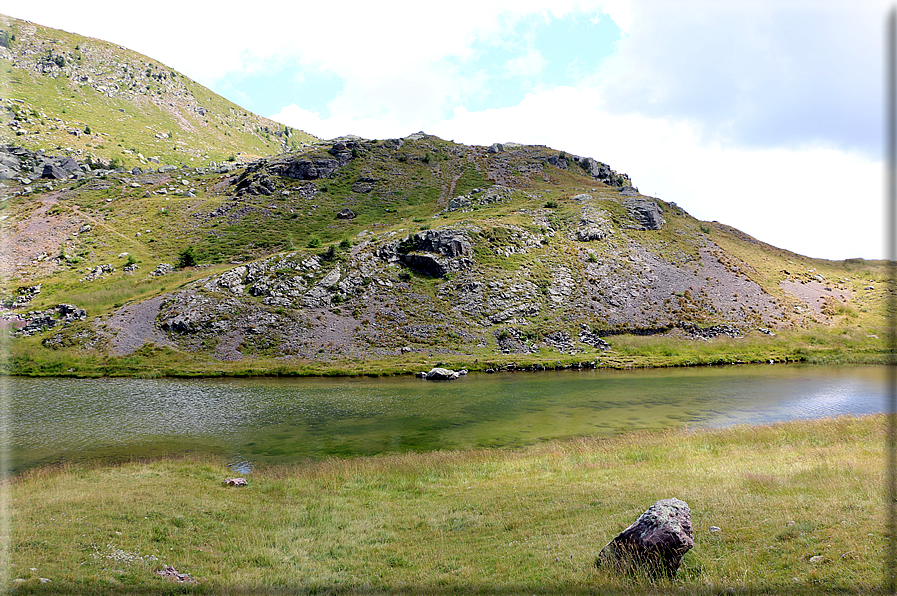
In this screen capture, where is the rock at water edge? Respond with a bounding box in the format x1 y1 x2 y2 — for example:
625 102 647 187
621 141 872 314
424 367 461 380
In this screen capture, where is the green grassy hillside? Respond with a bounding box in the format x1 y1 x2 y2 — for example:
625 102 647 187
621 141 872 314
0 14 318 169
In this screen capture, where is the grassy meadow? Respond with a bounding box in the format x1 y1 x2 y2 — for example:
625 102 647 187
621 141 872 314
6 415 886 594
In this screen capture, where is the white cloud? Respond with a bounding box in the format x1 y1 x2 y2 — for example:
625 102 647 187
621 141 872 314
592 0 887 156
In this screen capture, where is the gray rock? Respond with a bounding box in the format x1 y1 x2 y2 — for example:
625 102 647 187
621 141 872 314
234 168 275 196
15 303 86 337
624 198 665 230
319 267 341 288
425 367 460 380
82 264 114 282
352 177 377 193
444 185 514 213
399 253 453 278
543 330 577 352
408 229 472 258
547 154 569 169
301 285 333 307
205 266 247 295
678 322 743 339
56 157 81 173
58 303 87 321
389 228 475 278
596 498 694 577
40 163 68 180
0 152 21 170
336 208 356 220
576 207 613 242
150 263 174 277
268 156 341 180
579 325 611 351
573 156 632 187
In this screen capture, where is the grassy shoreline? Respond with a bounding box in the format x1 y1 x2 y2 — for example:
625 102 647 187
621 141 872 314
4 329 889 379
8 415 886 594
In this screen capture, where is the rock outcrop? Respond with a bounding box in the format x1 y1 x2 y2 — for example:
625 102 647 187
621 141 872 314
624 198 665 230
0 145 91 181
382 228 475 278
444 185 516 212
5 303 87 337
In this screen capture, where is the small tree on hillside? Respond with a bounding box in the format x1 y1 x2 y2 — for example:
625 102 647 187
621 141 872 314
177 246 197 268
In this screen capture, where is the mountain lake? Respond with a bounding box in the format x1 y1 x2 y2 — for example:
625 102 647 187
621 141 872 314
5 364 886 473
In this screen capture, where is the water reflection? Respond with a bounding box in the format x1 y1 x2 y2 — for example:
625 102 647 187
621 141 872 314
7 365 886 472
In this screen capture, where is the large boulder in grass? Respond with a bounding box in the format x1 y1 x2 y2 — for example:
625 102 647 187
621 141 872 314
595 498 694 577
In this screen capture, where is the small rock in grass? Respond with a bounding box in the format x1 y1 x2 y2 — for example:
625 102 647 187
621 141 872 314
224 477 248 487
157 565 198 584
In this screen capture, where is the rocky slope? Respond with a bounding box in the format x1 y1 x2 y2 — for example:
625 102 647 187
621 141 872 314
1 132 885 374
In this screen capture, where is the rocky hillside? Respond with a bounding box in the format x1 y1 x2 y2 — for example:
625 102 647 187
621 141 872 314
0 15 886 376
1 131 887 376
0 14 317 171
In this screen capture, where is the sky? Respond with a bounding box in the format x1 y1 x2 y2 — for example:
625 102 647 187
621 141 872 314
1 0 888 260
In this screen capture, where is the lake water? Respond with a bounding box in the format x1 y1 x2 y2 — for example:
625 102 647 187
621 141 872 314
4 365 887 473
